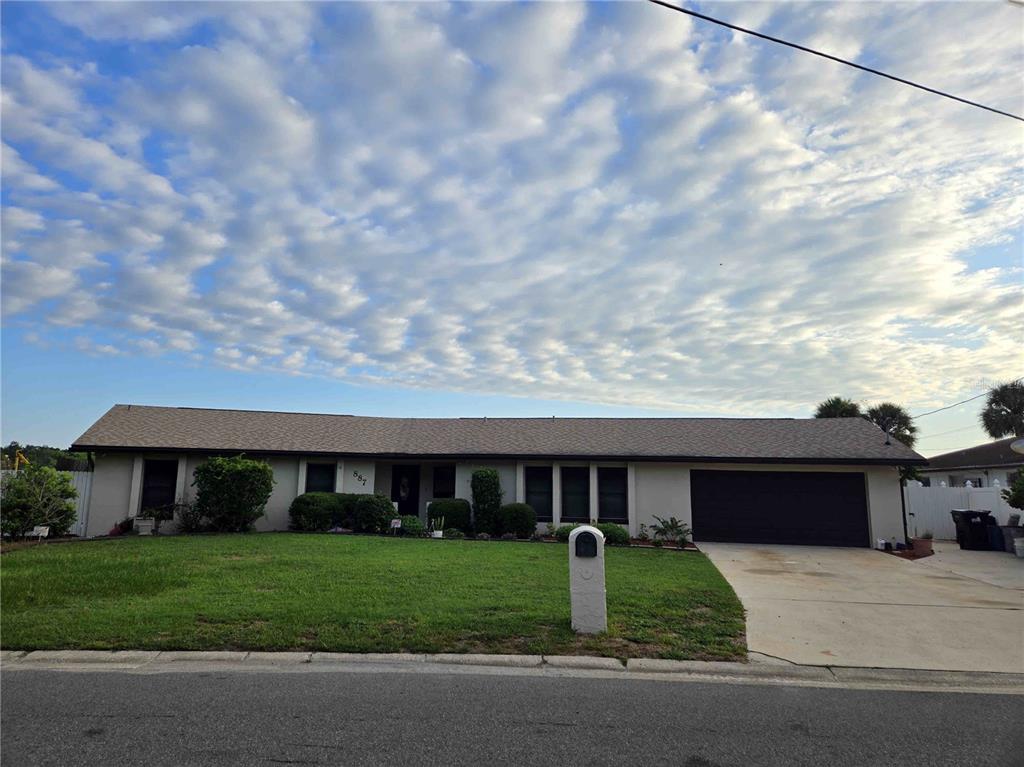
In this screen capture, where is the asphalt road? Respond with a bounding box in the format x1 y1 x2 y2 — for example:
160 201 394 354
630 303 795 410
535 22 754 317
2 669 1021 766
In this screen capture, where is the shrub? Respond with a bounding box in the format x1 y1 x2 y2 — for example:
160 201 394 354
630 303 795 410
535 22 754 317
428 498 472 533
554 524 579 543
1002 473 1024 511
443 527 465 539
175 501 206 534
400 515 425 537
500 532 516 541
471 468 503 534
651 515 692 544
497 503 537 539
545 523 556 537
193 455 275 532
354 493 396 533
289 492 361 532
476 532 491 541
0 466 78 539
595 522 629 546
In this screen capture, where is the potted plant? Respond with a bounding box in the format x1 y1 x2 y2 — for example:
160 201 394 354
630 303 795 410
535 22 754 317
430 515 445 538
910 530 933 557
136 504 174 536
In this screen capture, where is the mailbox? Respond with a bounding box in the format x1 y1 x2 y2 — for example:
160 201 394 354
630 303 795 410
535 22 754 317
575 530 598 558
567 525 607 634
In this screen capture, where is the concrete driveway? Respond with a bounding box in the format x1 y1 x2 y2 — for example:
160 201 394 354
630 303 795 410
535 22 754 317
701 542 1023 673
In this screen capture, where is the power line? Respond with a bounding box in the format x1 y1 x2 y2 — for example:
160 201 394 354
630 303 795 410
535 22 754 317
912 391 990 419
646 0 1024 123
917 424 982 440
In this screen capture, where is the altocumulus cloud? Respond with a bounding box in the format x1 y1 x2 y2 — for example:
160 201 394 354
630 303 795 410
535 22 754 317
1 1 1021 414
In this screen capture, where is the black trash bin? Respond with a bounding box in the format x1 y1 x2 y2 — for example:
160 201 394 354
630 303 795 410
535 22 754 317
950 509 995 550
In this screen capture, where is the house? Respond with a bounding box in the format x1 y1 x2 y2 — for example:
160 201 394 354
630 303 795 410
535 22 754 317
70 404 925 547
918 437 1023 489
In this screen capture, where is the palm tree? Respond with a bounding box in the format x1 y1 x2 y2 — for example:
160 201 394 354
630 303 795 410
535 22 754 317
814 396 862 419
980 380 1024 439
866 403 917 448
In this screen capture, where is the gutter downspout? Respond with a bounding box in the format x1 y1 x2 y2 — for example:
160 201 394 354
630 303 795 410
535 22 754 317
899 470 910 544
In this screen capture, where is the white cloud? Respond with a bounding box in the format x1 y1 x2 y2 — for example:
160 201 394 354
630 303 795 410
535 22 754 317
1 1 1022 416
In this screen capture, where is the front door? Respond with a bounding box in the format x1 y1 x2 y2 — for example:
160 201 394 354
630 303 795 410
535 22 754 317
390 465 421 518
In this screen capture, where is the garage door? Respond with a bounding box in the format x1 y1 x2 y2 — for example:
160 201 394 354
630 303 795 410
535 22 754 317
691 470 870 547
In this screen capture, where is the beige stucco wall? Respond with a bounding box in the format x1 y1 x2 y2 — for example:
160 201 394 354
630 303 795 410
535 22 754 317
85 452 135 537
633 462 691 534
454 462 516 506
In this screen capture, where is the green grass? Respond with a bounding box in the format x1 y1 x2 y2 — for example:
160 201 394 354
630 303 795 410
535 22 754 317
0 534 746 660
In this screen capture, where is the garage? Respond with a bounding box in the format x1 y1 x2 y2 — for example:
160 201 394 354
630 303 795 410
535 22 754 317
691 469 870 547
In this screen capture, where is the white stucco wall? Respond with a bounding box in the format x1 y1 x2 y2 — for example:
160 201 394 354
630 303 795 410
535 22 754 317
633 462 691 534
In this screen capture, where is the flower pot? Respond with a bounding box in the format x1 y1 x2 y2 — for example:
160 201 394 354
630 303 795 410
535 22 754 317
910 537 933 557
431 530 443 539
135 518 155 536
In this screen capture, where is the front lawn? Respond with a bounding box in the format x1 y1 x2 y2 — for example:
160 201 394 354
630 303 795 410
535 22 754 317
0 534 745 660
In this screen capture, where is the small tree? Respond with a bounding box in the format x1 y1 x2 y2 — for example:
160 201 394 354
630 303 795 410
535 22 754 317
0 466 78 538
471 468 503 534
192 455 274 532
1002 472 1024 512
981 380 1024 439
814 397 862 419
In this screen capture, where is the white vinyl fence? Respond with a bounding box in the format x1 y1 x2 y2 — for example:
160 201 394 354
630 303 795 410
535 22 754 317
903 485 1017 540
1 469 92 537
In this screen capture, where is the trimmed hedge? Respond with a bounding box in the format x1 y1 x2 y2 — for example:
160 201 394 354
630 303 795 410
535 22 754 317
400 515 425 537
428 498 472 533
193 455 274 532
355 493 397 533
288 492 361 532
595 522 629 546
554 524 579 542
471 469 503 535
499 503 537 539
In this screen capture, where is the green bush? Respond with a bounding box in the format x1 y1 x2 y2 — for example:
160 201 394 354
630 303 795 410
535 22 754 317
354 493 396 533
499 503 537 538
1002 473 1024 511
0 466 78 538
193 456 275 532
471 468 503 534
288 492 361 532
400 515 425 537
595 522 629 546
443 528 466 539
175 501 206 534
554 524 579 542
428 498 472 533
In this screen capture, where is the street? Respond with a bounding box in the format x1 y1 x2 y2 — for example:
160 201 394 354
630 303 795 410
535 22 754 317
2 668 1021 766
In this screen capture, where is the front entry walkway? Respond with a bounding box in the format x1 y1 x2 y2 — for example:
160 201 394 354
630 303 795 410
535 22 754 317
700 543 1023 673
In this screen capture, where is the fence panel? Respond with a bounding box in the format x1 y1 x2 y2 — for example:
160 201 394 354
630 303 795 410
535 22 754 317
65 470 93 537
903 485 1016 540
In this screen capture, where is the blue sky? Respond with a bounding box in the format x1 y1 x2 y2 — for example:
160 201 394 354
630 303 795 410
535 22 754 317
2 2 1022 453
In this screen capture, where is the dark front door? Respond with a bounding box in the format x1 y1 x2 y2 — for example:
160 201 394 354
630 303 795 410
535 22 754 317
691 470 870 547
391 465 421 518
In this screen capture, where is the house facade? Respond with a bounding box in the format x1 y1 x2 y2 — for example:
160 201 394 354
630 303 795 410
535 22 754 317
919 438 1023 489
71 405 926 547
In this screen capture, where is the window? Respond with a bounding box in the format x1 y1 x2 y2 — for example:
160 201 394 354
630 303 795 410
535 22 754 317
433 464 456 499
525 466 553 522
305 462 336 493
141 459 178 513
598 467 628 523
561 466 590 522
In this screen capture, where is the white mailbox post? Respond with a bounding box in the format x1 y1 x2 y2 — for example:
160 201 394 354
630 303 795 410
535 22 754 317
568 525 607 634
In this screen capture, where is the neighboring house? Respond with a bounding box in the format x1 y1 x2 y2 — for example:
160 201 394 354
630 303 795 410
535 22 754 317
70 404 925 547
919 438 1023 489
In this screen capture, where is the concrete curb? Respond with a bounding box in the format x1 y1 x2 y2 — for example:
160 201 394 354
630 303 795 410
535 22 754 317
3 650 1022 694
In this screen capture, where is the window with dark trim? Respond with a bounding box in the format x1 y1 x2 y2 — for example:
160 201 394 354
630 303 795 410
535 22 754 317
305 462 336 493
432 464 456 499
598 467 628 523
141 459 178 513
561 466 590 522
525 466 553 522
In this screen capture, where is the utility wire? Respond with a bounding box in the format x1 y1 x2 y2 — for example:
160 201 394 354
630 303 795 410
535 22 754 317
646 0 1024 123
912 377 1021 418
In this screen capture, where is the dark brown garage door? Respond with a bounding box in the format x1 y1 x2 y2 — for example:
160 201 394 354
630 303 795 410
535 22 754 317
691 470 870 547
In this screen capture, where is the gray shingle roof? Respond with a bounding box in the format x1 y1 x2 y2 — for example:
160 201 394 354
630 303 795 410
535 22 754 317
71 404 925 465
922 437 1023 472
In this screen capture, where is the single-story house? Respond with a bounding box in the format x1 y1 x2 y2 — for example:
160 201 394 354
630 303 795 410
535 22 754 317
70 404 926 547
918 437 1023 489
